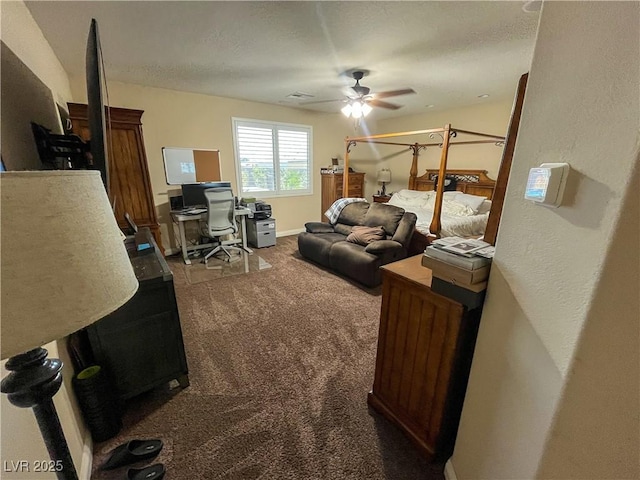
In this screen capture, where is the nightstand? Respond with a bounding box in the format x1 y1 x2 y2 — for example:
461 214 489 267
373 194 391 203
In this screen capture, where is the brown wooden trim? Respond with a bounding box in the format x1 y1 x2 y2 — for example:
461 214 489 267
347 127 445 142
450 129 505 140
408 144 420 190
343 144 350 198
484 73 528 246
430 124 452 237
68 102 144 125
414 169 495 188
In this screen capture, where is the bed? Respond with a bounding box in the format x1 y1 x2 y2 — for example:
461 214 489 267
340 125 505 255
392 168 497 254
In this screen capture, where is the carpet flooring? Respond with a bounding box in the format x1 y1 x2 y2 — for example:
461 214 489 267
91 236 444 479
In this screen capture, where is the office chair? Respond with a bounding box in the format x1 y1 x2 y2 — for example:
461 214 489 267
201 187 242 263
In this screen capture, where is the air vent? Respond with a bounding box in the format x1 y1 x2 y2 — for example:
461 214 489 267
286 91 315 99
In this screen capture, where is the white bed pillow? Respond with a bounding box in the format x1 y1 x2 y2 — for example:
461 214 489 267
390 189 434 208
476 199 492 215
443 191 460 198
453 192 487 213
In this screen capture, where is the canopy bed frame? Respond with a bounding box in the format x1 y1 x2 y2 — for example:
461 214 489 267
342 124 505 252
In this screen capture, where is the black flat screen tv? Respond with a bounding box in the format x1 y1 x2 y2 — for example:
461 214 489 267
86 18 109 192
29 18 110 192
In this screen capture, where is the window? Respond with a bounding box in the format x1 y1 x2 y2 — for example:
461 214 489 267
232 118 312 197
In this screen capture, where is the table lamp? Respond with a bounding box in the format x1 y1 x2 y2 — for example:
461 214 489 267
377 169 391 196
1 171 139 480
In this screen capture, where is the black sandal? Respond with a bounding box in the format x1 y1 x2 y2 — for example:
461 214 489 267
127 463 166 480
101 439 163 470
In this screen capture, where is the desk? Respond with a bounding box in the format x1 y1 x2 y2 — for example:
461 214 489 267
171 207 253 264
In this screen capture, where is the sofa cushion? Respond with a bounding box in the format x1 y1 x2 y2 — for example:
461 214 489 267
329 241 382 288
346 225 386 246
363 202 405 237
337 202 369 226
297 232 346 268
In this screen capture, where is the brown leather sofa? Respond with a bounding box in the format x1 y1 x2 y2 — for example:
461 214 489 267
297 202 417 287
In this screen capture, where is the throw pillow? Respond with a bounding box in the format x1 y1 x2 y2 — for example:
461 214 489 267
346 225 386 246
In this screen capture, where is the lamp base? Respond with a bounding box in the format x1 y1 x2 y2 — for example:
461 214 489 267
1 348 79 480
381 183 387 196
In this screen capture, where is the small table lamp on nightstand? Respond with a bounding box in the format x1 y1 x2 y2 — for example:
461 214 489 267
377 169 391 196
1 171 139 480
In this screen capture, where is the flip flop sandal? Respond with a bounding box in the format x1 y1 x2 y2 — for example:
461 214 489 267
127 463 166 480
101 439 163 470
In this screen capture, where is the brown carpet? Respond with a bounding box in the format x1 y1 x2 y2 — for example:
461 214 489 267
91 236 444 479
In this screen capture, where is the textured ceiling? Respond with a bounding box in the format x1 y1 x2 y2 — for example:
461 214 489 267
25 1 540 119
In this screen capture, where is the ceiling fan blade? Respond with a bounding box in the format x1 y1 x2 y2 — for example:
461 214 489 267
373 88 416 99
299 98 345 105
367 99 403 110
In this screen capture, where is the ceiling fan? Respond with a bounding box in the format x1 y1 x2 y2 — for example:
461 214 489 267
301 70 416 114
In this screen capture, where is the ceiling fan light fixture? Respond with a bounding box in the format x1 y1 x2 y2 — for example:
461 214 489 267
351 101 363 118
342 100 371 119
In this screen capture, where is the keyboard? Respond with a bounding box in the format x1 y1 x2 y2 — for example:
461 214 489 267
183 208 207 215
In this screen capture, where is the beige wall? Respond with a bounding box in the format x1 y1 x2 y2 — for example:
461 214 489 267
66 80 512 252
0 1 72 106
347 100 513 200
0 3 92 478
69 79 356 251
451 2 639 478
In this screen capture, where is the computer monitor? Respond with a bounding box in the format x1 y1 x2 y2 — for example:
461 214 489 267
181 182 232 208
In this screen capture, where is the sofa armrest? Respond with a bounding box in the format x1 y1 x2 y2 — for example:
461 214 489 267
305 222 335 234
365 239 403 254
391 212 418 247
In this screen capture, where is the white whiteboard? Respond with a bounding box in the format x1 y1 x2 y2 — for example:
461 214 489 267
162 147 221 185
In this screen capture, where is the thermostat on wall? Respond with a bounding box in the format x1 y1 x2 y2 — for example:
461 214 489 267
524 163 570 207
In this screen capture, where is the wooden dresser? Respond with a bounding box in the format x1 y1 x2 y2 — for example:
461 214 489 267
68 103 163 252
320 171 365 221
368 255 483 463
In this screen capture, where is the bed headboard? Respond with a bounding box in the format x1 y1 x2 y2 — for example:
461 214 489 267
413 169 496 200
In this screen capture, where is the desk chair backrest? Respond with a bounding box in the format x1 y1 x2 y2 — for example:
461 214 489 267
204 188 237 237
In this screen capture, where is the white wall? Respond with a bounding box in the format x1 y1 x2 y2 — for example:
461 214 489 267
68 79 356 250
0 2 92 479
451 2 640 478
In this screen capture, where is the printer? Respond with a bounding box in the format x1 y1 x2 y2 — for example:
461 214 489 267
241 198 272 220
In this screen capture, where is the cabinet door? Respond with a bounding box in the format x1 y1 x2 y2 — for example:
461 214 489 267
369 268 481 462
87 281 188 399
68 104 163 251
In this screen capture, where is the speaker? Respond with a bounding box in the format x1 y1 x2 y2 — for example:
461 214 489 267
169 190 184 210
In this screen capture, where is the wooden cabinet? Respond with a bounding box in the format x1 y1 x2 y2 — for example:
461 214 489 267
320 171 365 221
368 255 482 463
68 103 163 252
86 228 188 400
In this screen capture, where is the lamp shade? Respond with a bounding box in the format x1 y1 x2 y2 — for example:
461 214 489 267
1 171 138 360
377 169 392 183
